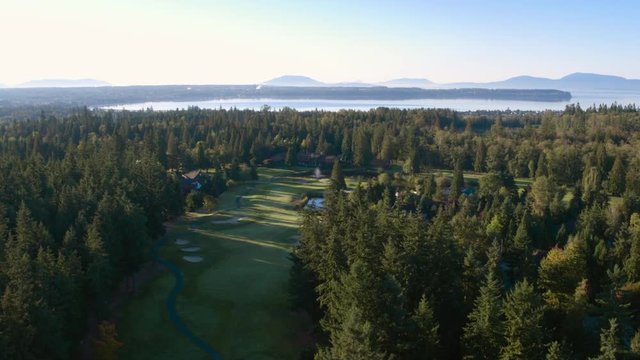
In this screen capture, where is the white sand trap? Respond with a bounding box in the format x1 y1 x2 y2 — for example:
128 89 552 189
183 256 203 263
175 239 190 245
181 247 201 252
211 217 251 225
211 217 239 225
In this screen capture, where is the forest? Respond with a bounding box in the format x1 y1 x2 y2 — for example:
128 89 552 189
0 103 639 359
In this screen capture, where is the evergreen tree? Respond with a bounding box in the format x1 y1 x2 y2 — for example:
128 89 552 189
450 160 464 205
316 305 388 360
330 160 347 190
166 130 178 169
624 214 640 282
631 329 640 355
500 279 545 360
462 269 504 360
411 295 440 359
474 139 486 173
590 318 619 360
545 341 573 360
285 145 297 166
512 210 533 278
606 155 625 196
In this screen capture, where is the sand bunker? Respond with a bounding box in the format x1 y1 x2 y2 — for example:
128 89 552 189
175 239 190 245
183 256 203 263
181 247 201 252
211 217 250 225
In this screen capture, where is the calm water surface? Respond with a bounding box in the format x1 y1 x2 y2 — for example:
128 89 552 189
103 89 640 112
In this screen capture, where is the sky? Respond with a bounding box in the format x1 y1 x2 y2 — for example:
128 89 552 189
1 0 639 86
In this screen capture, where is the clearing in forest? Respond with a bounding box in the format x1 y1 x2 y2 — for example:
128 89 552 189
118 168 329 360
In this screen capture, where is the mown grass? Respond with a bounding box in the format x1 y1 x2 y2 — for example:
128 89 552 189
118 168 328 360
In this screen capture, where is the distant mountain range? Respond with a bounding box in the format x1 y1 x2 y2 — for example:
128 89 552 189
445 73 640 91
262 73 640 91
7 79 111 88
2 74 638 91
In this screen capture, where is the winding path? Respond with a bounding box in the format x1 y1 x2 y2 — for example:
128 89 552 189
152 235 223 360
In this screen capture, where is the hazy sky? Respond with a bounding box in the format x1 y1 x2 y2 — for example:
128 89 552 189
1 0 639 85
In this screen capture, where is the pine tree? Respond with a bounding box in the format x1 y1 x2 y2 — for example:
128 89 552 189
411 295 440 359
535 152 547 178
624 213 640 282
316 305 387 360
547 342 563 360
500 279 545 360
631 329 640 355
330 160 347 190
545 341 573 360
512 210 532 279
353 129 371 168
474 139 486 173
450 160 464 205
463 269 503 360
285 145 296 166
605 155 625 196
85 217 112 301
341 128 352 163
590 318 619 360
166 130 178 169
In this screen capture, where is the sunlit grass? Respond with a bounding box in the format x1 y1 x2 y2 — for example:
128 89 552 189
118 168 324 360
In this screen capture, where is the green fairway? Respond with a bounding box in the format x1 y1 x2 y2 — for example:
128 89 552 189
118 168 328 360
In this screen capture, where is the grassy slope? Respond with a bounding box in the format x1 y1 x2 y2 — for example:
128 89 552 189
118 168 328 360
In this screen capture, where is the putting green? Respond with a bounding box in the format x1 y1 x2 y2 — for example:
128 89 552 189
118 168 329 360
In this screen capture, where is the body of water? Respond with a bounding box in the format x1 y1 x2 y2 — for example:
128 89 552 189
103 89 640 112
305 197 325 209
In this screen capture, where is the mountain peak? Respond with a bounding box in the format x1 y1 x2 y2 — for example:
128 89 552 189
262 75 325 87
381 78 434 88
560 72 627 81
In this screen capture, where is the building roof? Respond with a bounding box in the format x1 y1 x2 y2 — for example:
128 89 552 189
182 170 201 180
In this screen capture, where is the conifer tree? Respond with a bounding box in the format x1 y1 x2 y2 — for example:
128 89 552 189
411 295 440 359
450 160 464 205
285 145 296 166
462 269 503 360
500 279 545 360
590 318 619 360
330 160 347 190
474 139 486 173
316 305 387 360
606 155 625 196
631 329 640 355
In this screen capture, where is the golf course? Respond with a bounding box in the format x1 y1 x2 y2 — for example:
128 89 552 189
118 168 330 360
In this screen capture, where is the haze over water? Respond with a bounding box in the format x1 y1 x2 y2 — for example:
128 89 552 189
104 89 640 112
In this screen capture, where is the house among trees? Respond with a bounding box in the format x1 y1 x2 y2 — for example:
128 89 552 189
179 170 204 193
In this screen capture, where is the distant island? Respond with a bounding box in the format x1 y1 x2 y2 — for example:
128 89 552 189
0 85 571 107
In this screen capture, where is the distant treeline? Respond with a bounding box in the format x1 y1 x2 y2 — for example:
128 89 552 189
0 84 571 108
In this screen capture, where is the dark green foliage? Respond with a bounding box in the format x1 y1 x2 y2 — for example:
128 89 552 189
185 191 204 211
1 105 640 359
330 160 347 190
590 318 619 360
606 155 625 196
500 279 545 360
462 270 504 360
